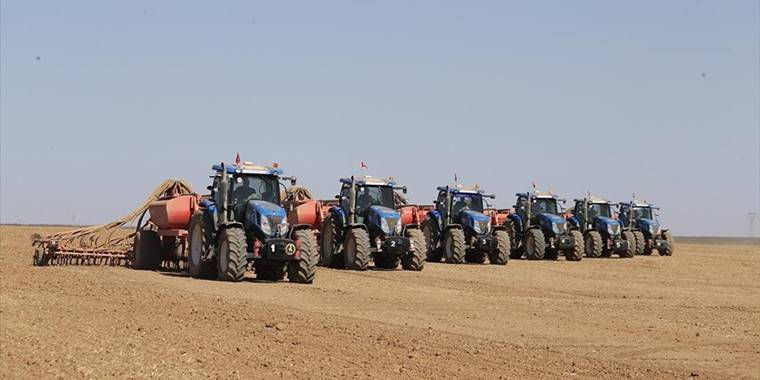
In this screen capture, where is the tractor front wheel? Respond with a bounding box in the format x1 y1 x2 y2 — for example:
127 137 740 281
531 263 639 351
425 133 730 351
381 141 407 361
584 231 603 258
633 231 646 255
217 228 247 282
422 219 442 262
187 213 216 279
402 229 425 271
288 229 318 283
620 231 636 258
488 230 510 265
443 228 466 264
659 231 675 256
344 228 371 271
565 230 583 261
132 230 162 270
319 214 343 268
524 229 546 260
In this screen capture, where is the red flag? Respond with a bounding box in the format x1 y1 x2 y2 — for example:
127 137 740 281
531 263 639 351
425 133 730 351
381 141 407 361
360 161 368 169
235 152 241 165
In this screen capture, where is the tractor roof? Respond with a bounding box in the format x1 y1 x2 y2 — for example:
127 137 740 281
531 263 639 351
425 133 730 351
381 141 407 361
587 196 611 204
620 200 656 208
340 175 398 187
212 162 284 176
515 190 560 199
438 184 486 194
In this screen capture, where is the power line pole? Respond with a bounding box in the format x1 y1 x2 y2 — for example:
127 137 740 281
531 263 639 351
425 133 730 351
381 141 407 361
749 212 757 237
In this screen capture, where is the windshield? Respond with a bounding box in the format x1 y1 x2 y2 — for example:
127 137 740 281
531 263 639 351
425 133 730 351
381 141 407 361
451 193 485 214
532 197 559 215
355 185 395 214
589 203 612 219
230 174 281 205
633 207 654 220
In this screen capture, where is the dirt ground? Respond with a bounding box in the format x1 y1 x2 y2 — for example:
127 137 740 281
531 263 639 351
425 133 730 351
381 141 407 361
1 226 758 379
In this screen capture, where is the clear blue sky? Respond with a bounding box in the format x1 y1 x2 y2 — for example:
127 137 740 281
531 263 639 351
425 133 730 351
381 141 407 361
1 1 759 236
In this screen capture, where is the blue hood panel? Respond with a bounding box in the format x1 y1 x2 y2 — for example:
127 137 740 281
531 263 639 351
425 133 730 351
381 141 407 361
595 216 618 227
248 200 286 218
538 213 564 224
461 210 490 224
369 205 400 219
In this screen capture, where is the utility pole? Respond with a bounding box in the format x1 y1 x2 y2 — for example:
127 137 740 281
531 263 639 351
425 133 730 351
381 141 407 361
749 212 757 237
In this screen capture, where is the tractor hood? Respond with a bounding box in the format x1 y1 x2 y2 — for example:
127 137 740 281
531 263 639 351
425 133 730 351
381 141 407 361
246 200 287 237
460 210 491 235
594 216 622 238
367 205 402 236
538 213 568 235
636 218 661 237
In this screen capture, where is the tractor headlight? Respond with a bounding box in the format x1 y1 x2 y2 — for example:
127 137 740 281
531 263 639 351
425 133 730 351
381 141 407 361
277 219 289 236
380 218 391 234
260 217 272 236
472 219 482 234
394 218 403 234
552 221 566 235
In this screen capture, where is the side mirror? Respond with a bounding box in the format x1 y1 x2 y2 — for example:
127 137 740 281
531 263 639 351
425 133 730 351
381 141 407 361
402 186 408 194
488 194 496 199
290 179 297 186
206 185 213 191
334 195 340 199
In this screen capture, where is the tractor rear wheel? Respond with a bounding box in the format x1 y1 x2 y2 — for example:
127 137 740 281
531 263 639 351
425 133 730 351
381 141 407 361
402 229 425 271
508 224 523 259
33 243 49 266
217 228 247 282
287 229 318 283
132 230 162 270
443 228 466 264
584 231 603 258
422 219 442 262
188 213 216 279
620 231 636 258
565 230 583 261
524 229 545 260
319 214 343 268
344 228 371 271
659 231 675 256
633 231 648 255
488 230 510 265
255 261 287 281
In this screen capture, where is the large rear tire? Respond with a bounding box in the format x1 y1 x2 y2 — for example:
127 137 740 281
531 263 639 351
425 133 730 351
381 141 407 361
524 229 545 260
584 231 603 258
620 231 636 258
288 229 318 283
565 230 583 261
443 228 466 264
319 214 343 268
344 228 371 271
33 243 49 267
402 229 425 271
132 230 162 270
422 218 442 262
633 231 647 255
488 230 510 265
659 231 674 256
187 213 216 279
217 228 247 282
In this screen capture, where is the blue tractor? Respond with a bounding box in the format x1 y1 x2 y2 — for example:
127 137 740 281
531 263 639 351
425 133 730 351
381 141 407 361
319 176 425 271
421 185 510 265
567 196 634 258
186 161 318 283
507 190 583 261
617 200 674 256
